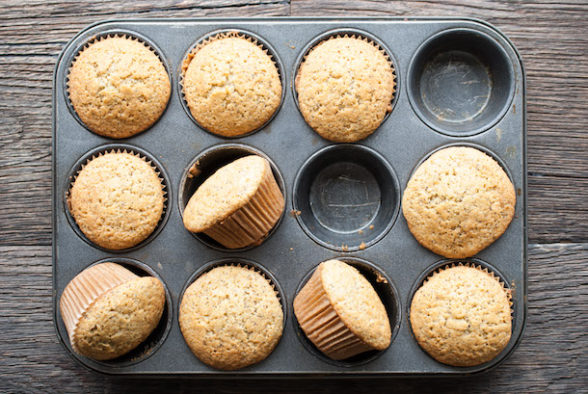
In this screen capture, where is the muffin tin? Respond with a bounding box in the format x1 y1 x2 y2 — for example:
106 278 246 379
52 17 527 376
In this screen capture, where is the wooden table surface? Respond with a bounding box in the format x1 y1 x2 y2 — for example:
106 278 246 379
1 1 587 392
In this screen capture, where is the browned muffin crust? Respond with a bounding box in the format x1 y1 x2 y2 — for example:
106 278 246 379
295 35 395 142
68 35 171 138
182 32 282 137
410 264 512 367
402 146 516 258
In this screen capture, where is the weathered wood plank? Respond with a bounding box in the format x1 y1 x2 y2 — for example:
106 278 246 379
0 243 586 392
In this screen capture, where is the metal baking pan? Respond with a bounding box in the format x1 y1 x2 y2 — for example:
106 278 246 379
52 17 527 376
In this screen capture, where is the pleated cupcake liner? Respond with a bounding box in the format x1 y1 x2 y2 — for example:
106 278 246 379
59 262 139 353
293 264 375 361
201 161 284 249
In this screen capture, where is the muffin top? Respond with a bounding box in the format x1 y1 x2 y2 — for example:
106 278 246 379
295 36 395 142
69 151 165 250
319 259 391 350
183 155 273 232
402 146 515 258
182 33 282 137
179 265 283 370
68 35 171 138
410 265 512 367
73 275 165 361
59 262 166 361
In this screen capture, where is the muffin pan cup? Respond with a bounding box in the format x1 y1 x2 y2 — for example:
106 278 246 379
53 17 526 376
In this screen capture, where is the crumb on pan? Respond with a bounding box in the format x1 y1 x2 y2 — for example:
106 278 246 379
290 209 301 217
187 160 200 178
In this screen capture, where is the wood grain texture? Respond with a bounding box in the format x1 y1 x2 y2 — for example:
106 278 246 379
0 244 586 393
1 1 587 391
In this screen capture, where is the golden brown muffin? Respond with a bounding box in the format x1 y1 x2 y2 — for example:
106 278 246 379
182 32 282 137
295 35 395 142
183 155 284 249
293 259 391 360
68 151 165 250
68 35 171 139
402 146 516 258
179 265 283 370
59 262 166 361
410 264 512 367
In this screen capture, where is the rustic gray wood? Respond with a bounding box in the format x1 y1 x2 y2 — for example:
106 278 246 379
1 0 587 392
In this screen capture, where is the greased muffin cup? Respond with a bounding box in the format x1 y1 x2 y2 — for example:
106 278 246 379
293 259 392 361
66 145 168 251
66 32 171 139
292 144 400 252
59 262 166 361
180 30 284 138
294 30 397 143
179 260 285 370
409 262 513 367
407 28 515 136
182 154 285 249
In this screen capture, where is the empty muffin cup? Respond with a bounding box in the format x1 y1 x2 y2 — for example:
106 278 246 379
293 144 400 251
179 144 286 251
407 28 515 136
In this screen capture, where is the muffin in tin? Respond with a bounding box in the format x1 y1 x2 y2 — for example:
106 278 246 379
182 155 284 249
59 262 166 361
179 264 284 370
295 34 396 142
402 146 516 258
410 264 512 367
68 35 171 139
182 31 282 137
68 150 165 250
293 259 391 360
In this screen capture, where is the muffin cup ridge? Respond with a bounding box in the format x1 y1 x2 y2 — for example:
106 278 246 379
65 144 171 253
201 165 285 249
178 29 286 139
58 257 173 367
64 30 172 138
